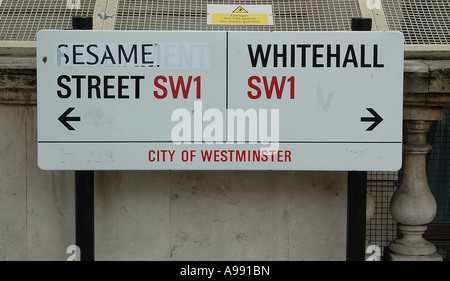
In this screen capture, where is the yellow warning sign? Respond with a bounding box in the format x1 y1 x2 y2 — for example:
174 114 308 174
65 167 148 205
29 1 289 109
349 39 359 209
233 6 248 13
207 4 273 25
211 13 268 25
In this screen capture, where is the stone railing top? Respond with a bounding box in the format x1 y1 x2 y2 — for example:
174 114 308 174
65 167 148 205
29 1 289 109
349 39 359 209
0 57 37 104
403 60 450 107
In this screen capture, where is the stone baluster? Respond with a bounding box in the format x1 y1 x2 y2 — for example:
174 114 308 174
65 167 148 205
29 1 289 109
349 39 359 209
385 106 443 261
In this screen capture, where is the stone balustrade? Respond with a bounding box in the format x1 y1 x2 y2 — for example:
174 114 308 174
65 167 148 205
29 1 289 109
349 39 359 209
385 60 450 261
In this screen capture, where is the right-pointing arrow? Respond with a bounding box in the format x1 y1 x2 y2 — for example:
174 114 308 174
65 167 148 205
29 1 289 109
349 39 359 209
58 107 81 131
361 108 383 131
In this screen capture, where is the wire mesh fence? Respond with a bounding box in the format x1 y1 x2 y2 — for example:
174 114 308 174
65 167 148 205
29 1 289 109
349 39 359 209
382 0 450 45
1 0 449 44
426 106 450 261
114 0 362 31
366 171 398 258
0 0 96 41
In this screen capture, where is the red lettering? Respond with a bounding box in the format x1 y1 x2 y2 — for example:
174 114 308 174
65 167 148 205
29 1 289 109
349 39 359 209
193 76 201 99
149 150 156 162
201 150 213 161
247 76 262 99
248 76 295 99
169 76 192 99
263 76 286 99
277 151 283 162
181 150 189 162
285 150 292 162
213 150 220 162
261 150 268 161
153 75 167 99
236 150 245 162
287 76 295 99
221 150 228 162
154 75 201 99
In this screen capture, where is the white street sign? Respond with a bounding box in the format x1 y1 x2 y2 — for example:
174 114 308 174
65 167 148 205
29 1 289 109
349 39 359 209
37 30 404 171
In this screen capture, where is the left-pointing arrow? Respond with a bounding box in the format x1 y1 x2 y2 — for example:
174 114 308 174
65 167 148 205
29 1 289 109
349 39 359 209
58 107 81 131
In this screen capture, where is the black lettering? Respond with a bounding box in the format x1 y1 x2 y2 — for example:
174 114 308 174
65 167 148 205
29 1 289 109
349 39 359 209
57 75 71 98
88 76 101 98
142 44 154 64
313 44 324 67
360 45 371 67
290 44 296 67
119 44 138 64
273 44 287 67
130 76 144 99
72 75 86 98
373 44 384 68
86 44 99 65
327 44 340 67
118 76 129 99
101 46 116 65
343 45 358 67
296 44 311 67
73 45 85 65
248 44 271 67
103 76 115 98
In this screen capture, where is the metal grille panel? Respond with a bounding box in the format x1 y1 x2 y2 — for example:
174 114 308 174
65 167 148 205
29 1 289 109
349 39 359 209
0 0 96 41
382 0 450 44
114 0 362 31
426 107 450 260
366 171 398 258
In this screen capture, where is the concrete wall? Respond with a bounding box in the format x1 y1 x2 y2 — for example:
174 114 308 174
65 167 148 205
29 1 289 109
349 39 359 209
95 170 346 261
0 59 347 261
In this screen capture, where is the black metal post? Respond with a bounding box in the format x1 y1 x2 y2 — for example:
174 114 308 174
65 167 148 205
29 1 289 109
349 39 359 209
346 17 372 261
347 171 368 261
75 170 95 261
73 16 95 261
351 17 373 32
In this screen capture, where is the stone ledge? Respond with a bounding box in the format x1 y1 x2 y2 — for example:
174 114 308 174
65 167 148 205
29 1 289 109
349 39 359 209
0 57 37 90
403 60 450 107
427 61 450 93
403 60 430 94
0 57 37 104
404 60 450 93
0 56 36 70
404 60 450 94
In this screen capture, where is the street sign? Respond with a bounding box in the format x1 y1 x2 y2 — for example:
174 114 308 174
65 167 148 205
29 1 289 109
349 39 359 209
37 30 404 171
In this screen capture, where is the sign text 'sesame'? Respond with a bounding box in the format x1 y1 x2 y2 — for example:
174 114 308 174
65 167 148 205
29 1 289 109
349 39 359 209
56 42 211 68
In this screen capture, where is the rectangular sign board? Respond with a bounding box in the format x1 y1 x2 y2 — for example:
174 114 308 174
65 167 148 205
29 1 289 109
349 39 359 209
37 30 404 171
